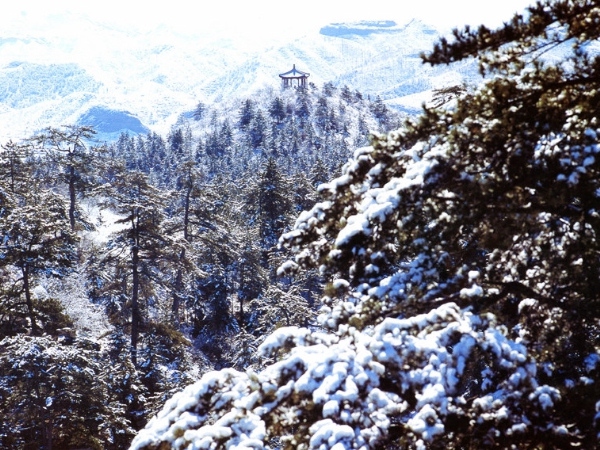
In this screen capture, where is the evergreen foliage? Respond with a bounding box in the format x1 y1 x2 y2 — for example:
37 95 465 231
0 33 407 448
94 166 176 365
0 189 77 336
30 125 99 231
132 1 600 449
0 335 134 450
0 140 34 194
245 158 294 255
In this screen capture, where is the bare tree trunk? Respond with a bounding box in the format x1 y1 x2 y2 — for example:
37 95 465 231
23 265 40 335
45 415 53 450
183 181 192 242
68 164 76 231
172 262 183 324
131 243 140 366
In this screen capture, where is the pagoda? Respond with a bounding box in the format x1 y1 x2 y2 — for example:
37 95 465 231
279 64 310 88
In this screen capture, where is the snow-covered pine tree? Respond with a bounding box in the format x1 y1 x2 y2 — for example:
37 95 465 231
94 165 175 365
131 1 600 448
0 188 77 336
0 140 34 194
245 157 294 259
268 96 286 125
238 99 256 132
0 335 134 450
30 125 99 231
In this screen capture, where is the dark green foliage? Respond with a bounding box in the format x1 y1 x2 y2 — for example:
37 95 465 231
219 119 234 149
238 98 256 131
295 88 312 122
103 331 150 433
95 166 174 364
137 322 194 407
0 189 77 336
0 140 34 194
269 96 286 124
276 1 600 446
0 48 396 449
0 335 134 450
248 109 269 150
245 158 294 252
168 128 185 155
322 81 337 97
370 95 393 130
314 96 329 132
135 0 600 436
31 125 98 231
340 84 354 103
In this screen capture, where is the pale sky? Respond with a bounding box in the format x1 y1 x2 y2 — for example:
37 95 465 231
4 0 537 45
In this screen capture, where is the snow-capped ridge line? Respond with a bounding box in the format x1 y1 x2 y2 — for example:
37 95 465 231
0 18 472 142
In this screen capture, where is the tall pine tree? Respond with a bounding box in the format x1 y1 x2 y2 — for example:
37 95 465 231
132 2 600 448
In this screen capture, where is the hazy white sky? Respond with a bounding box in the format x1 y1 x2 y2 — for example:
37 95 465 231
5 0 536 46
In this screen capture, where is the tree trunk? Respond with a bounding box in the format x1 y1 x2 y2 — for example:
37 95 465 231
131 243 140 366
44 415 53 450
183 180 192 242
23 265 40 335
68 164 76 231
172 261 183 324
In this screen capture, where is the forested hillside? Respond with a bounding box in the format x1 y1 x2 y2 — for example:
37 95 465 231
0 83 401 449
0 14 466 142
4 1 600 449
131 0 600 449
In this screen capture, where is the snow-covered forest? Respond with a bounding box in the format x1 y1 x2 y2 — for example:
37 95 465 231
3 0 600 449
0 82 401 449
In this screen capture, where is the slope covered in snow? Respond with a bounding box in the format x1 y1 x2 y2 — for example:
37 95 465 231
202 20 477 112
0 15 476 143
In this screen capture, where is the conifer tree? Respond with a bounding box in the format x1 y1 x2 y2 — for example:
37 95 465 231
0 335 134 450
132 2 600 449
31 125 98 231
0 188 77 336
295 88 312 123
245 158 294 257
193 101 205 121
314 97 330 132
168 128 185 156
166 160 215 324
248 109 269 151
238 99 256 131
269 96 286 124
219 119 234 150
0 140 33 194
95 166 173 365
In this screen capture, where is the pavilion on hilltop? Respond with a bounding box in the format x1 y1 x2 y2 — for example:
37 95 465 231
279 64 310 88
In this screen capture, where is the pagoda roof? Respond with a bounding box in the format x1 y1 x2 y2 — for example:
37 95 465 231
279 64 310 78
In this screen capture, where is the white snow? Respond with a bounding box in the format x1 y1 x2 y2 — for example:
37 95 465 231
130 300 556 449
0 15 481 142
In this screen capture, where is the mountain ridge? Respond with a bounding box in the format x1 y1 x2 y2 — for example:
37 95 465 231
0 18 474 142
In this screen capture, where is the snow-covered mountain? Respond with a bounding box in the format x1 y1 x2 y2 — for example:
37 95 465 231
202 20 476 106
0 15 477 143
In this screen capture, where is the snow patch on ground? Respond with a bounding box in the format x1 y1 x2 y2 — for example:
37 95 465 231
81 200 128 245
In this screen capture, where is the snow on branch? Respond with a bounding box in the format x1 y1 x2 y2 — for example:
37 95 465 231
131 303 556 449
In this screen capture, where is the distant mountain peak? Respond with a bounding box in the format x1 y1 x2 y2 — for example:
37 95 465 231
319 19 439 39
0 15 466 142
319 20 401 38
78 106 149 142
328 20 398 29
